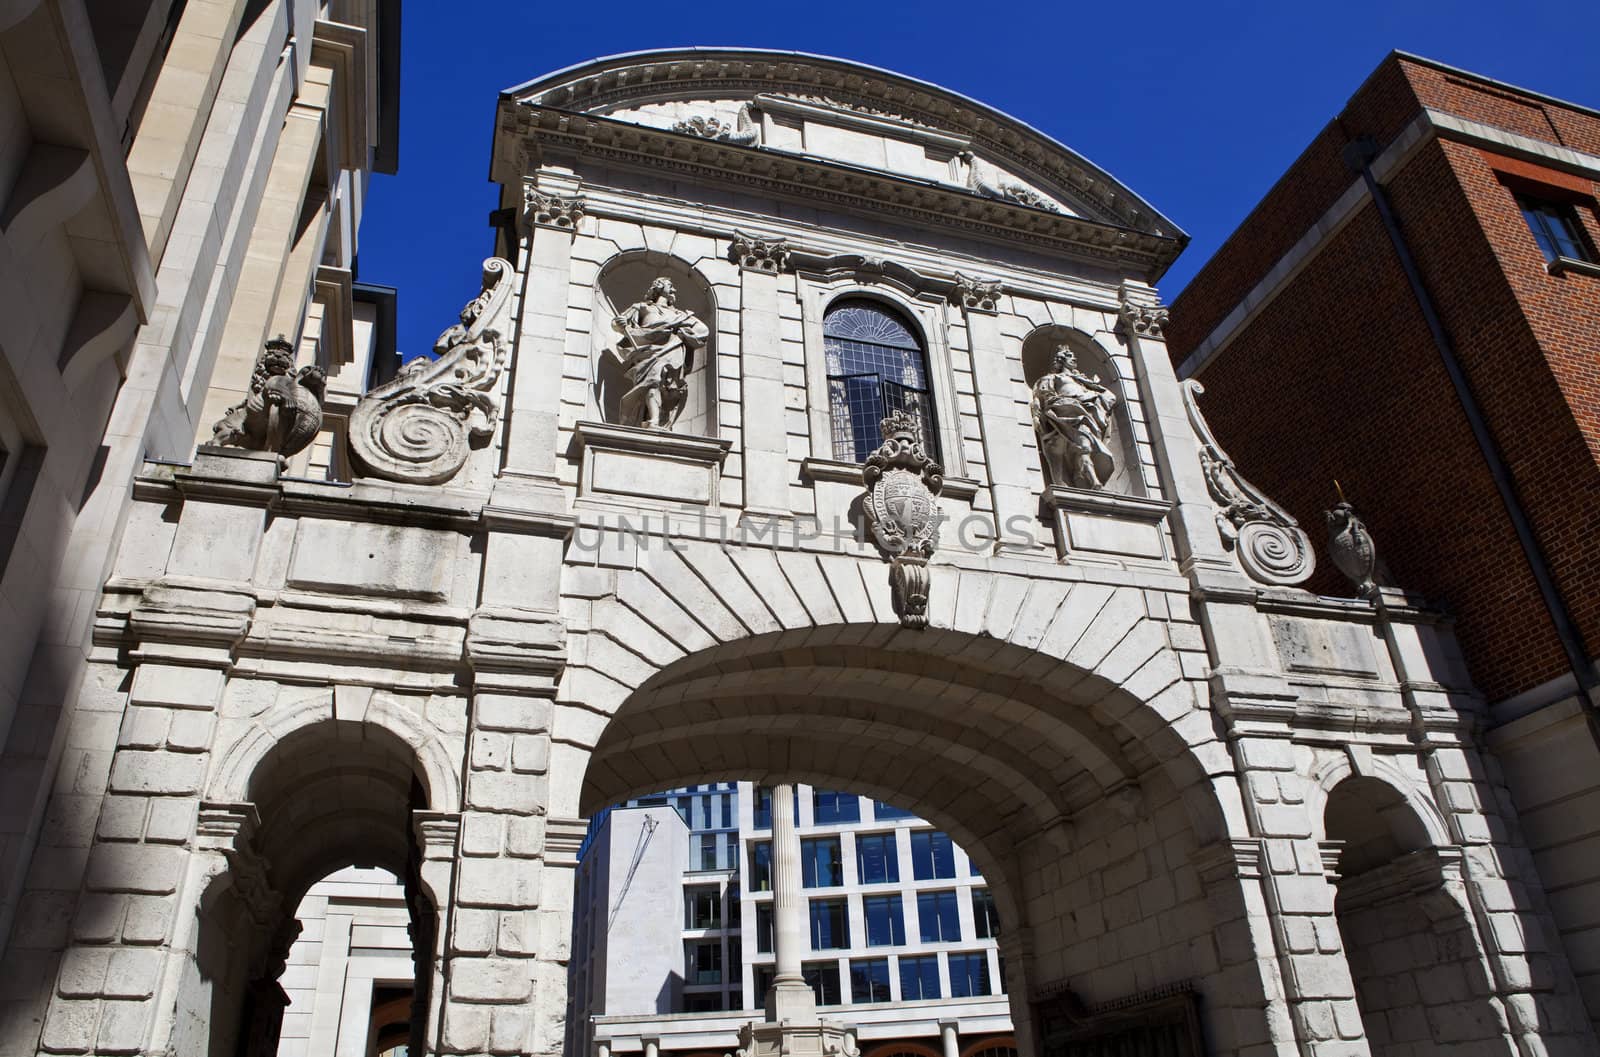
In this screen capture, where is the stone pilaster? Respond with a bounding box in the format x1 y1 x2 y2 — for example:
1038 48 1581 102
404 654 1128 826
442 605 569 1057
731 233 794 520
954 276 1034 553
1115 281 1237 579
502 176 583 484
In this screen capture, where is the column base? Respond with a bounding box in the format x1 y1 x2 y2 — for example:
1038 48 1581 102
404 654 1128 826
738 1018 859 1057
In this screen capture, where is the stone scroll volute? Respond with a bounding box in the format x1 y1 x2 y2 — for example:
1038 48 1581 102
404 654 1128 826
348 257 514 485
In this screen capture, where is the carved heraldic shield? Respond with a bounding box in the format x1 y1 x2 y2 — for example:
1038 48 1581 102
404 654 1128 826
862 410 945 628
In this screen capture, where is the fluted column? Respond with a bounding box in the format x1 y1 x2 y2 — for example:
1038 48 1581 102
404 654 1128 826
765 783 816 1024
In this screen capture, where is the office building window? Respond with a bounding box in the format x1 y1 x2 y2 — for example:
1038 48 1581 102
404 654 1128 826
722 794 734 829
756 903 774 953
803 961 842 1006
911 830 955 879
684 993 724 1012
729 938 742 983
686 886 720 929
918 890 961 943
850 958 893 1003
802 837 844 887
809 898 849 949
972 888 1000 939
855 833 899 884
824 299 938 463
751 842 772 891
1518 195 1592 264
755 965 774 1009
753 785 798 830
899 955 941 1001
687 940 722 985
872 799 916 821
863 894 906 946
949 952 992 997
699 833 719 870
813 789 861 824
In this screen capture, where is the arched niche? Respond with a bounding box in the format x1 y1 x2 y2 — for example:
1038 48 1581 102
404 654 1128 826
1020 325 1142 497
592 251 720 438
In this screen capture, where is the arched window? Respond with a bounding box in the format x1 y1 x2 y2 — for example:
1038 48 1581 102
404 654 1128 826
823 299 938 462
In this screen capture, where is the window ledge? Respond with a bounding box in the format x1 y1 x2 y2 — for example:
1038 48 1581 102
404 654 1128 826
800 457 980 500
1547 255 1600 278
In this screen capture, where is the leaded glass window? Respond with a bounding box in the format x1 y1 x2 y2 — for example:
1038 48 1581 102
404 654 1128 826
823 300 938 463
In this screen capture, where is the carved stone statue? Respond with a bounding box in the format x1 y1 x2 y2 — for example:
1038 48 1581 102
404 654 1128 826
210 335 326 459
347 258 514 485
609 277 710 430
1030 345 1116 490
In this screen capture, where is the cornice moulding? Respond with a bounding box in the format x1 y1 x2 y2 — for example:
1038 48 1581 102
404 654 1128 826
752 92 973 153
507 105 1180 277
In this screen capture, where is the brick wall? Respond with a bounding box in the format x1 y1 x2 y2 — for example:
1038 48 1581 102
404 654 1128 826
1169 54 1600 703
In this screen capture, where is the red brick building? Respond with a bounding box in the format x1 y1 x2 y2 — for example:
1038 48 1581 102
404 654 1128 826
1168 50 1600 1031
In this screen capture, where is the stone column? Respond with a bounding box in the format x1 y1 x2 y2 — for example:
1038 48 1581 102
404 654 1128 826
956 276 1034 552
765 783 816 1024
643 1038 660 1057
732 233 793 520
939 1019 959 1057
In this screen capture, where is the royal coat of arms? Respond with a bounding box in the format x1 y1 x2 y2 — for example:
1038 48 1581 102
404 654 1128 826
862 411 945 628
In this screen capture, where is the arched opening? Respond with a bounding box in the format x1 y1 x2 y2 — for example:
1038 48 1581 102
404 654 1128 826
1020 326 1141 496
571 625 1242 1057
593 252 719 437
570 781 1009 1057
1325 777 1501 1055
823 298 938 463
180 720 438 1057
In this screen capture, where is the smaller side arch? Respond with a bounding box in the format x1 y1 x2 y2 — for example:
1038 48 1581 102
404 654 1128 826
1306 753 1451 851
208 686 462 813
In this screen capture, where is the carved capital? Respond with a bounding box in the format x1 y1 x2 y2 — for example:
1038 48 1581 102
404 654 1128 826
952 272 1002 314
196 801 281 927
730 231 790 273
127 584 255 667
521 187 586 235
1191 838 1265 886
412 811 461 859
1118 303 1169 338
466 607 568 692
544 816 591 867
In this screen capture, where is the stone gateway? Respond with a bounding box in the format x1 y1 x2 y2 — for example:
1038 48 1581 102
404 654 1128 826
5 46 1595 1057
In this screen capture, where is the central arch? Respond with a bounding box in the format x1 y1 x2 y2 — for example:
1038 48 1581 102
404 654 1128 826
556 540 1254 1054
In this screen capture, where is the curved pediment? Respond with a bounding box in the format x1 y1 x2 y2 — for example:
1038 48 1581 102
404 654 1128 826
501 48 1182 241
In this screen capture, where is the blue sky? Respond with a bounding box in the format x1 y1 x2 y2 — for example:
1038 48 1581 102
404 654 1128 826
357 0 1599 359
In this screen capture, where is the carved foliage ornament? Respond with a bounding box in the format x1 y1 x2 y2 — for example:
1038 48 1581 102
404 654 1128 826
862 410 945 628
1119 303 1169 339
671 106 760 146
952 272 1002 314
210 335 327 458
348 258 514 485
522 187 586 233
729 231 790 273
1182 380 1315 586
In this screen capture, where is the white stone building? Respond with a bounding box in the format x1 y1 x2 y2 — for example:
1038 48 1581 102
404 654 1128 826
2 43 1596 1057
569 785 1013 1057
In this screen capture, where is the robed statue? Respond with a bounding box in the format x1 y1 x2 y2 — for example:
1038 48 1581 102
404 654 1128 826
1030 345 1117 490
609 277 710 430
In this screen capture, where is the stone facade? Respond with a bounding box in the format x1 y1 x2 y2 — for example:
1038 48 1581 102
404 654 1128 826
2 44 1595 1057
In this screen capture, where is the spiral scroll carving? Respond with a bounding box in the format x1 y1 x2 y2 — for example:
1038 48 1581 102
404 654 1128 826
1182 380 1315 587
348 258 514 486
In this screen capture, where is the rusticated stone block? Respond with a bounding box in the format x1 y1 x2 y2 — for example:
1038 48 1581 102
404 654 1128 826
85 845 184 895
40 997 98 1053
449 957 534 1002
107 751 204 796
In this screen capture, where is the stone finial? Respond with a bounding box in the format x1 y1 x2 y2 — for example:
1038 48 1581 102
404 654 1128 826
1326 485 1379 600
730 231 791 273
521 186 586 234
209 335 327 459
862 409 945 629
1118 303 1169 339
952 272 1002 314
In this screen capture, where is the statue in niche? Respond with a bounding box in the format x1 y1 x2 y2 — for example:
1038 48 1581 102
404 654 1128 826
1030 344 1117 490
609 277 709 430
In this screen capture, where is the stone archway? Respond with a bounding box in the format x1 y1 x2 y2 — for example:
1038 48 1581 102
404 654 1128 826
550 538 1263 1055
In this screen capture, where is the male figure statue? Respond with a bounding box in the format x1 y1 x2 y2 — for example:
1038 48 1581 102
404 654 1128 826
1030 344 1117 489
610 277 710 429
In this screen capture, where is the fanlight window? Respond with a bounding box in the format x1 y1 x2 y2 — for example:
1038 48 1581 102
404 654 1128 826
824 300 938 463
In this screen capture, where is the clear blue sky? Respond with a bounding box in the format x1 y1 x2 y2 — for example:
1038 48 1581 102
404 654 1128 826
357 0 1599 359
